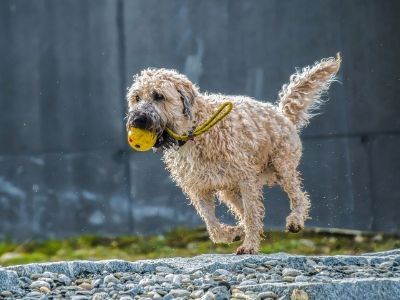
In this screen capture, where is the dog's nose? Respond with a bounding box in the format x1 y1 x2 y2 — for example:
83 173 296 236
132 115 149 129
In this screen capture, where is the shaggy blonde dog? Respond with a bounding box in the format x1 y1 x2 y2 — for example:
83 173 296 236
126 55 341 254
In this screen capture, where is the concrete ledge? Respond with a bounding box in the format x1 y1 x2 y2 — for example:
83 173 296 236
1 250 399 299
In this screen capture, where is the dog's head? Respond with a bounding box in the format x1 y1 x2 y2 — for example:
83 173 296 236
126 68 199 149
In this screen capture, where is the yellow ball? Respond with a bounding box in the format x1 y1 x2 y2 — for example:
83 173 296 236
127 127 157 152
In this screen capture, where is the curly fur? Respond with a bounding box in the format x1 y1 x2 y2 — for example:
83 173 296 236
126 55 341 254
278 53 341 128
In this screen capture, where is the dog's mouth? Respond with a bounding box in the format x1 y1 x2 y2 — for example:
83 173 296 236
153 129 182 150
154 130 168 148
126 111 182 151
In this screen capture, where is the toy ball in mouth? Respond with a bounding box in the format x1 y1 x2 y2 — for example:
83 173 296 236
127 127 157 152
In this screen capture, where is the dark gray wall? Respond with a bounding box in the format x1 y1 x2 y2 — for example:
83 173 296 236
0 0 399 240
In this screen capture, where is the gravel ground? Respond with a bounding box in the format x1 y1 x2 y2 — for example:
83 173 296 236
1 249 399 300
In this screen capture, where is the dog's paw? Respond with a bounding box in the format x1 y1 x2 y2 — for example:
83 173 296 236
236 245 259 255
210 226 244 244
286 214 304 233
226 225 245 243
233 235 242 242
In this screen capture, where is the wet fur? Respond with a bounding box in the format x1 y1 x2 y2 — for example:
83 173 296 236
126 55 341 254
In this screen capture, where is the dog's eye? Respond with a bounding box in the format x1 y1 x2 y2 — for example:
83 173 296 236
152 91 164 101
135 95 140 102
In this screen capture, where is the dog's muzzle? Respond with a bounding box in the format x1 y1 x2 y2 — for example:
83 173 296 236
129 114 152 130
126 111 172 151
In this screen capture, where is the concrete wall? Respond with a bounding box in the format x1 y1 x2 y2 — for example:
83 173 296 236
0 0 399 240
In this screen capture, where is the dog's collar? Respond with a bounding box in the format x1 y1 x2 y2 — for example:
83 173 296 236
165 101 233 142
173 126 194 148
154 130 187 151
154 102 233 151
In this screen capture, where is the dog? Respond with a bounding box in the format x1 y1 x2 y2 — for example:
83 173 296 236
126 54 341 254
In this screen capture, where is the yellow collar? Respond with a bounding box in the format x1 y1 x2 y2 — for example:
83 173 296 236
165 101 233 142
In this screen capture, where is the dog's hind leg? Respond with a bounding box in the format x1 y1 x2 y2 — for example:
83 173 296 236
236 181 265 254
280 170 310 233
188 190 244 244
272 152 310 233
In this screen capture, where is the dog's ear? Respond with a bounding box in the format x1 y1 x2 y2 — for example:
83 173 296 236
178 87 195 119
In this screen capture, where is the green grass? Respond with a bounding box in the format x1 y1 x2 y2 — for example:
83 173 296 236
0 227 399 267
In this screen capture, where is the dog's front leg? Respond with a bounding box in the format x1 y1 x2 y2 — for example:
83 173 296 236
188 191 244 244
217 189 244 221
236 182 265 254
217 189 245 241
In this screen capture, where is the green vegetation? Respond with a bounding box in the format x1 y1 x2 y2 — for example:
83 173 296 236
1 227 399 267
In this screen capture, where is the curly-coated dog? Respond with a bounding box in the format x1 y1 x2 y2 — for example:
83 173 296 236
126 54 341 254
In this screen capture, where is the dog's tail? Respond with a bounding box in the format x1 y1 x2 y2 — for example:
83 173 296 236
278 53 341 129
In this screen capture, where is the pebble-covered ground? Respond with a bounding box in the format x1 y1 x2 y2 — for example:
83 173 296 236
1 250 399 300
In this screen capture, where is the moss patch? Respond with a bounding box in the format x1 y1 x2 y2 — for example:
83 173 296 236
0 227 399 266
